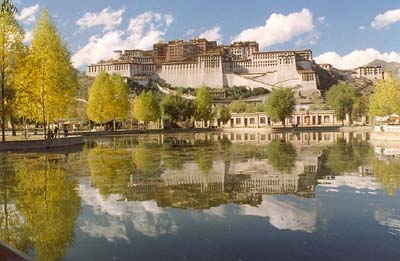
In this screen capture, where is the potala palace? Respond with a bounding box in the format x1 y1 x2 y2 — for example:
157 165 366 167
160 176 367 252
87 38 384 97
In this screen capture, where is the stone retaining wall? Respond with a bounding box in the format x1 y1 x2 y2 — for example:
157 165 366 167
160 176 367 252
0 136 84 152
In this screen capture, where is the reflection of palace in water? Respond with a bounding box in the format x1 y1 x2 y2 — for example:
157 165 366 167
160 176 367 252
212 130 369 146
126 154 319 209
88 131 382 209
120 130 374 209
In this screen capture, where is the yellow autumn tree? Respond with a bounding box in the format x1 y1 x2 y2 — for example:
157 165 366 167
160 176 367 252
87 72 129 130
110 74 129 130
369 76 400 117
0 3 24 141
87 71 113 125
19 10 77 138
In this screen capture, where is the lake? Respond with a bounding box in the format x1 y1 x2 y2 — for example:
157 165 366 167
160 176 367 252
1 131 400 261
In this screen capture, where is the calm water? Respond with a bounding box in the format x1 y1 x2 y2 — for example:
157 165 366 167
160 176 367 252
1 131 400 261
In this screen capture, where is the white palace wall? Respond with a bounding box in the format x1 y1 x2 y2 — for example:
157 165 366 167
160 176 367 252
158 57 224 88
88 49 319 95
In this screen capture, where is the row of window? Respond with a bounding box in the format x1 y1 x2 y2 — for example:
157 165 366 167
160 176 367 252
222 132 342 143
230 115 333 126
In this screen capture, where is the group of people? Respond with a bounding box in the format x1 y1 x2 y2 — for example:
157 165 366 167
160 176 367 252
47 125 69 139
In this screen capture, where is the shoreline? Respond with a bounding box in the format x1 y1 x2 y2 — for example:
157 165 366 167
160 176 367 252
0 136 84 152
0 125 375 152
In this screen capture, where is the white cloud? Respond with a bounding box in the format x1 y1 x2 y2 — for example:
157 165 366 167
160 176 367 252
79 182 178 239
239 195 317 233
76 7 125 32
198 25 222 43
371 8 400 29
315 48 400 70
72 11 173 68
295 31 320 47
233 8 314 49
16 4 39 25
318 175 381 190
374 209 400 235
318 16 326 24
359 26 366 30
23 31 33 43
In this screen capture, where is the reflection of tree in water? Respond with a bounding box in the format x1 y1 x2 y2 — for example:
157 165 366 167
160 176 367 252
372 159 400 196
0 154 29 254
161 138 188 170
1 156 81 261
132 143 162 175
196 149 214 174
325 139 372 175
265 139 297 173
88 147 132 197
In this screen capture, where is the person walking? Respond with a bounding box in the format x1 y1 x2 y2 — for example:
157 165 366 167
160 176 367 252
54 125 59 138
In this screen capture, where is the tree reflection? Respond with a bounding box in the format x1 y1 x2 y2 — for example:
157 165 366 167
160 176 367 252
132 143 162 175
326 139 371 175
266 139 297 173
15 157 80 261
197 149 214 174
161 139 186 170
0 154 29 254
372 159 400 196
88 147 132 197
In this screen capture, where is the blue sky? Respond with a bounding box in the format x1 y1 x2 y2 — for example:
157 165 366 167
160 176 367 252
14 0 400 69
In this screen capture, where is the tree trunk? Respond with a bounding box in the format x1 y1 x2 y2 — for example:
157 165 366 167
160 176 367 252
41 62 47 139
10 118 16 136
113 117 116 132
1 48 5 142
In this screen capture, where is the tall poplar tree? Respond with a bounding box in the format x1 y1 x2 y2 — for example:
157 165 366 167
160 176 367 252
132 91 160 127
0 0 24 141
87 72 129 130
23 10 77 138
87 72 113 125
194 86 212 127
110 74 129 130
369 76 400 117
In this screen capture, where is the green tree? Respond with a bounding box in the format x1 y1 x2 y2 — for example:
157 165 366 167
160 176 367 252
326 83 359 125
215 105 231 125
20 10 77 138
353 94 369 120
266 139 297 173
87 72 113 125
132 91 160 127
0 3 24 141
265 88 295 126
161 94 194 126
194 86 212 127
229 100 247 113
369 76 400 117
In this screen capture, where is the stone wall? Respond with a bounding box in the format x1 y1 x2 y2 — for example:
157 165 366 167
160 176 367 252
0 136 84 152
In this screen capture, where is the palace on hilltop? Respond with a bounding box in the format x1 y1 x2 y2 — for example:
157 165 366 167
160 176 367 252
86 38 384 97
87 38 321 96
